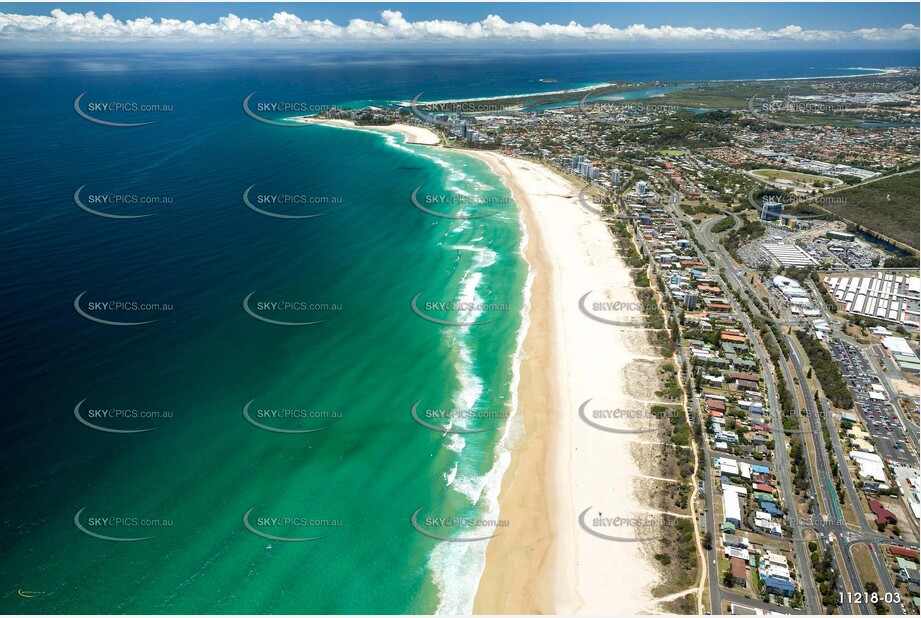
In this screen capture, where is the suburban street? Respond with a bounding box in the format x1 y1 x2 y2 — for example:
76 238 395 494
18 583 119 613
660 189 822 615
695 206 918 615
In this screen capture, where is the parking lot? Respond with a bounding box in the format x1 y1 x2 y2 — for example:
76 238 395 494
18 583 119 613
830 338 916 468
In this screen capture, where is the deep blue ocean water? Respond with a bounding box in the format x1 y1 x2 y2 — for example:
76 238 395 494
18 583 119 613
0 48 916 613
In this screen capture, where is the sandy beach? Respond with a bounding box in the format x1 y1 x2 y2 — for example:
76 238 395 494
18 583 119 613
294 119 661 612
288 116 441 145
461 150 660 614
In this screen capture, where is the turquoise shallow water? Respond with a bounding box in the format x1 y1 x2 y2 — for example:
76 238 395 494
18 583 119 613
1 48 916 613
1 84 526 613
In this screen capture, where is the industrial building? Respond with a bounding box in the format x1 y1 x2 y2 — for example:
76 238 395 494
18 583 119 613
826 230 856 242
762 243 819 267
823 273 921 327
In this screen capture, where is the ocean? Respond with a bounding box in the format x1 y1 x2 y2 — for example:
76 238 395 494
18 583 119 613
0 48 915 614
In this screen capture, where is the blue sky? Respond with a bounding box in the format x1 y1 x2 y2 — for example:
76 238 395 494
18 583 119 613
0 3 918 48
0 3 918 30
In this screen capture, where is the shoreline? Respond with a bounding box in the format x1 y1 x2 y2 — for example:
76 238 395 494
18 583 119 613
391 67 892 107
394 82 613 106
292 118 664 613
290 64 898 130
287 116 441 145
466 150 559 615
458 150 660 614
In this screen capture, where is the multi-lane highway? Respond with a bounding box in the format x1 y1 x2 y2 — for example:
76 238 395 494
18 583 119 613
695 215 826 615
629 171 919 615
829 339 916 467
695 207 917 615
657 189 822 614
804 277 919 456
697 210 903 615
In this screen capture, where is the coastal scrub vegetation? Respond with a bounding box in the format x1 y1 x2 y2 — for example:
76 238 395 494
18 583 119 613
822 171 920 249
608 221 677 356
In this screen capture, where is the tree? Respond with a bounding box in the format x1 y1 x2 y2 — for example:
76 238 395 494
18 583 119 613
702 531 713 550
722 567 735 588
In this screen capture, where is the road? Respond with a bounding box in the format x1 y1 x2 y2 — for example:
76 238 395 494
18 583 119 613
696 212 877 614
738 145 920 253
696 211 917 615
697 216 828 615
830 339 916 467
838 334 920 455
679 356 722 615
619 187 711 615
804 277 920 453
700 210 900 614
639 171 920 614
658 188 821 614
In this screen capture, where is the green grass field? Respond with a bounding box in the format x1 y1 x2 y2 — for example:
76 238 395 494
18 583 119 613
822 171 920 250
660 149 689 156
750 168 841 188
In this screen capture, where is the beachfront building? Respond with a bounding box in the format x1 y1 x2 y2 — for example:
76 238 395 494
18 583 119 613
571 154 601 180
730 557 748 586
754 511 782 535
763 576 796 598
718 457 739 476
758 549 797 597
625 186 793 511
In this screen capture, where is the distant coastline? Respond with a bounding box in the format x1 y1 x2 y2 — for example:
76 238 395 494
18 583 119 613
393 67 893 108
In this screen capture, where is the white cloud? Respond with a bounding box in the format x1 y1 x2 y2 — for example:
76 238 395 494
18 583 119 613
0 9 917 45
